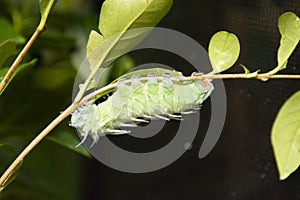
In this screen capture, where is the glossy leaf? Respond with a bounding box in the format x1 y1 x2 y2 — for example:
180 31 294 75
86 30 104 57
89 0 173 72
86 28 150 74
208 31 240 73
77 0 173 101
271 91 300 180
277 12 300 72
89 54 135 89
99 0 173 38
0 59 37 95
0 40 16 67
38 0 56 30
268 12 300 75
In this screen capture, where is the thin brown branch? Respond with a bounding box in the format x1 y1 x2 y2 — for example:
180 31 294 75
0 28 43 93
1 70 300 189
200 73 300 80
80 83 118 103
0 103 77 187
0 81 121 188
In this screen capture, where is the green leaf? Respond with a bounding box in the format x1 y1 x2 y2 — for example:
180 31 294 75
86 29 149 74
0 40 16 67
79 80 97 92
240 64 250 74
47 131 91 158
89 0 173 72
208 31 240 73
277 12 300 71
239 64 260 78
0 18 25 44
99 0 173 38
76 0 173 101
0 59 37 95
0 143 15 153
267 12 300 75
271 91 300 180
38 0 56 31
0 159 23 192
90 54 135 89
86 30 104 57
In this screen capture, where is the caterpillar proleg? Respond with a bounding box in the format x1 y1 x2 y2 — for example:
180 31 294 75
70 68 214 146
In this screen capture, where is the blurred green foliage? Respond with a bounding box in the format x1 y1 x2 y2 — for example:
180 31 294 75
0 0 101 198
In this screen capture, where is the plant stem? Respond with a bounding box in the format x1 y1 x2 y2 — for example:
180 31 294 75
80 82 118 103
0 27 43 94
0 103 77 187
0 81 120 187
200 73 300 80
1 70 299 189
79 72 300 104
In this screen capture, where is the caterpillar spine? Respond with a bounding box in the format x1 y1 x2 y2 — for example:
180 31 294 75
70 68 214 146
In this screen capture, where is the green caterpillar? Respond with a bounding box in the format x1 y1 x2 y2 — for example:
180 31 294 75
70 68 214 146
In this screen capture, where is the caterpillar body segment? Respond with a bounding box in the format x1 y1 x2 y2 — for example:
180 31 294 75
70 68 214 145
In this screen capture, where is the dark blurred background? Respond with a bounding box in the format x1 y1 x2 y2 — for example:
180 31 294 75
0 0 300 199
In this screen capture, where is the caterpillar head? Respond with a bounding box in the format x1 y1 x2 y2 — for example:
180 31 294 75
70 103 103 144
